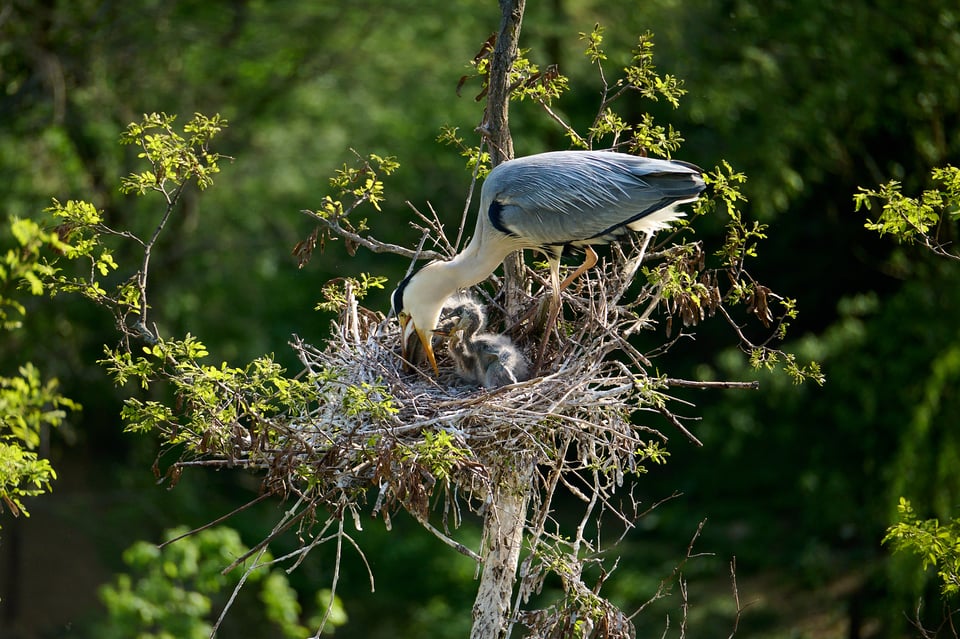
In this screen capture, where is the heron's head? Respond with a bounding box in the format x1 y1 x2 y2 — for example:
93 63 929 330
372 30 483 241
391 265 450 375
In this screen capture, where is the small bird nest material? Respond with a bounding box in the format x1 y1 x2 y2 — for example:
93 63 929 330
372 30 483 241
281 236 701 526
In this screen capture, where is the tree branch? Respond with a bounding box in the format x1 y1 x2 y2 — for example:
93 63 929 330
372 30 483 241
301 209 444 261
664 378 759 390
469 4 530 639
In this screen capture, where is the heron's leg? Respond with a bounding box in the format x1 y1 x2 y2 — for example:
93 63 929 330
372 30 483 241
558 245 598 291
534 294 562 373
514 250 592 371
506 258 560 336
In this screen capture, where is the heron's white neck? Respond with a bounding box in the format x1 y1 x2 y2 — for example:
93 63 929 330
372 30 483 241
406 234 514 333
445 233 514 289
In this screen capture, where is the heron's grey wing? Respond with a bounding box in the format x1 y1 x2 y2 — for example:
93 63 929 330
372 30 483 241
485 151 704 248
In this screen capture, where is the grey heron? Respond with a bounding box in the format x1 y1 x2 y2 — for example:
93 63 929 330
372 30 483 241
393 150 706 374
439 295 530 388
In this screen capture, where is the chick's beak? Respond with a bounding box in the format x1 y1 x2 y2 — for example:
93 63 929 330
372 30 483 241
432 316 461 337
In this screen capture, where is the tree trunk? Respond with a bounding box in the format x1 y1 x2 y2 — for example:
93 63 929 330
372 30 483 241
486 0 527 323
485 0 523 165
470 455 534 639
469 3 531 638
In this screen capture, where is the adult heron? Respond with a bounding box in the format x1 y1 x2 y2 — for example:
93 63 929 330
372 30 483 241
393 150 706 374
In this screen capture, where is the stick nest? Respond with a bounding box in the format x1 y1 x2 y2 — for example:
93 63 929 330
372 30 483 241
277 237 701 524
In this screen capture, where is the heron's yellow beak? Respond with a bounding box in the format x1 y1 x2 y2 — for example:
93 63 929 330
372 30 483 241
417 327 439 376
399 314 439 375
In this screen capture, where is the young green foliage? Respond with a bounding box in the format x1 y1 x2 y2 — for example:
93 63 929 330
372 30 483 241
398 430 468 482
884 497 960 597
326 152 399 214
119 112 226 194
2 217 69 328
0 214 80 525
341 380 399 421
95 526 347 639
854 165 960 260
294 152 400 267
0 443 57 519
574 27 687 154
316 273 388 313
437 125 492 178
41 113 228 345
100 335 326 460
0 363 78 449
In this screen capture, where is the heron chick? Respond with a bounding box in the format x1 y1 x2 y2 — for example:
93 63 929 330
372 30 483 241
438 293 487 381
470 334 530 389
439 295 529 389
392 150 705 374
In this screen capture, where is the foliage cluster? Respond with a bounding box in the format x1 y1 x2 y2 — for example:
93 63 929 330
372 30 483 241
96 526 346 639
884 498 960 598
0 213 78 524
45 113 225 346
855 165 960 261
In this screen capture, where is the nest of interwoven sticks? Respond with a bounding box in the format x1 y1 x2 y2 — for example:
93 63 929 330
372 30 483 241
274 234 711 526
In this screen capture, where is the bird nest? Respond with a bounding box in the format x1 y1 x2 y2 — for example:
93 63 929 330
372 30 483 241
177 229 744 638
276 235 703 527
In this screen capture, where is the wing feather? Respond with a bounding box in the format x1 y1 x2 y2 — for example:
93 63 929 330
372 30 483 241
483 151 705 248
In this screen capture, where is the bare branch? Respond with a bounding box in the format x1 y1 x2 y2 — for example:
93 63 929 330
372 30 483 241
664 378 759 390
302 209 445 261
656 405 704 447
211 544 271 638
727 557 746 639
414 514 483 563
157 492 273 549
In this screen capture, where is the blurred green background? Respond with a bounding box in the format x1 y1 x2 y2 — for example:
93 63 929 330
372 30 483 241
2 1 959 637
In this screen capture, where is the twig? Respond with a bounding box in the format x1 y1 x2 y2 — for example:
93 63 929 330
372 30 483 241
302 208 444 261
656 404 703 447
455 141 486 251
413 514 483 563
211 544 272 638
406 201 449 254
629 519 709 622
727 557 744 639
310 519 345 639
536 99 588 147
221 500 313 575
664 378 759 390
157 492 273 549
